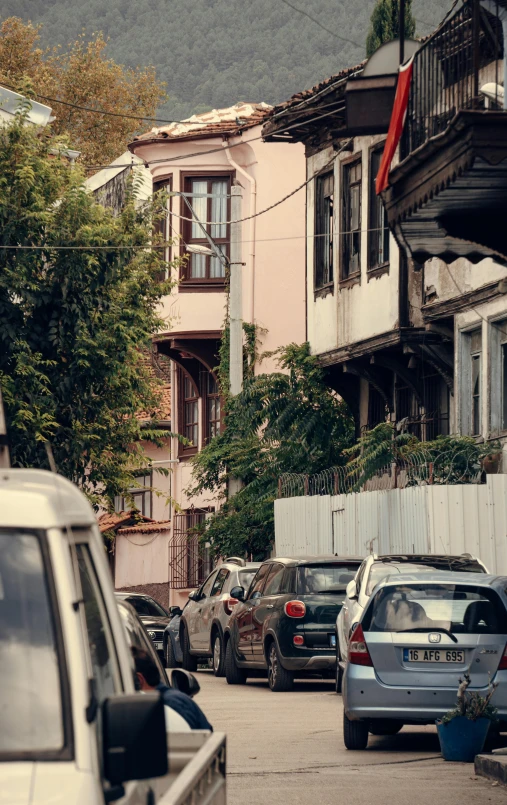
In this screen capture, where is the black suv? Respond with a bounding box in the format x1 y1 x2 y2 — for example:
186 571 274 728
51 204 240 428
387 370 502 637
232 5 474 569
224 556 362 691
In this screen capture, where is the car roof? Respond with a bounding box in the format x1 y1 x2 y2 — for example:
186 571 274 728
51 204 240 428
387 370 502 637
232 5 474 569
114 591 152 600
262 555 363 567
377 571 507 588
376 554 482 564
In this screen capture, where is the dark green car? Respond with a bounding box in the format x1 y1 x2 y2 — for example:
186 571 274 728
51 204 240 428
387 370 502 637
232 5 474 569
223 556 362 691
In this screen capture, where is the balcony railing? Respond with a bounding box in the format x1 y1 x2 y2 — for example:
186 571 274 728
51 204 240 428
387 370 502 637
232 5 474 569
400 0 504 160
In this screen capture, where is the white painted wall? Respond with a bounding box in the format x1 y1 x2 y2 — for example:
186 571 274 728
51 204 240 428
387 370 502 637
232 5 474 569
306 135 400 358
274 476 507 574
115 528 170 588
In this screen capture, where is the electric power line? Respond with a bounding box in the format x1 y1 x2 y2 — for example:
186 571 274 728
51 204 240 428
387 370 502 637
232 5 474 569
277 0 364 49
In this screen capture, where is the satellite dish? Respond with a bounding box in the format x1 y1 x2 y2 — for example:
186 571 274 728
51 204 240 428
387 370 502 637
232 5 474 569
363 39 421 76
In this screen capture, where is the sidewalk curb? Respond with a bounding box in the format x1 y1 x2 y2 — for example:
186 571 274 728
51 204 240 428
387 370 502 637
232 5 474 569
475 754 507 785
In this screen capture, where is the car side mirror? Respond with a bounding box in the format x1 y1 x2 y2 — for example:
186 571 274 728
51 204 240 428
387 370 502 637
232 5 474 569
171 668 200 698
230 585 245 602
188 590 200 602
169 606 182 618
103 693 168 787
346 580 358 601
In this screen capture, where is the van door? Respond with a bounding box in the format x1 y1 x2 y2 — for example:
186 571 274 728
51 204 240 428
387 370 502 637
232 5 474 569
75 544 149 805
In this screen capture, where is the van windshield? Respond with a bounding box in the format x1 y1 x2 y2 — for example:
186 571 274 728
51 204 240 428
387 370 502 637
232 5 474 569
0 530 64 755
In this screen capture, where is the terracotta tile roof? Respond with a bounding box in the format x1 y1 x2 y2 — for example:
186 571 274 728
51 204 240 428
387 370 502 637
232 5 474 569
264 61 366 124
131 101 272 144
98 510 156 533
118 521 171 535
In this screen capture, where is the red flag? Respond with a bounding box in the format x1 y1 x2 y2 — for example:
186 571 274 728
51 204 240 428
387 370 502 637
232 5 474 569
376 56 414 195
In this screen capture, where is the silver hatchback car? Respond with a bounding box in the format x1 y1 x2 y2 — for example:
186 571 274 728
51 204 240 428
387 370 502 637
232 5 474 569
342 572 507 749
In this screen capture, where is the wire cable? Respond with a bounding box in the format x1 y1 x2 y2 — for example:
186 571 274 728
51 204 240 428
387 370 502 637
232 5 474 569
277 0 364 49
1 80 200 125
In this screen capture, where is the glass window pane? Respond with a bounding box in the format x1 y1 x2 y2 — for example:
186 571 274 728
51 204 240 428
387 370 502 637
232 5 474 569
0 531 64 754
350 185 360 231
190 252 206 278
210 181 228 239
210 246 226 278
190 180 207 239
76 546 117 702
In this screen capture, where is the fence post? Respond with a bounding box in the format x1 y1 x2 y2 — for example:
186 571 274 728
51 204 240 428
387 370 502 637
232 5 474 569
429 461 434 485
278 477 282 498
334 473 339 496
304 475 309 496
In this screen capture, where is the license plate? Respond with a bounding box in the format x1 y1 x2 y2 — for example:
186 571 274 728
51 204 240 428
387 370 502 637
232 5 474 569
330 634 336 648
154 642 163 650
403 648 464 663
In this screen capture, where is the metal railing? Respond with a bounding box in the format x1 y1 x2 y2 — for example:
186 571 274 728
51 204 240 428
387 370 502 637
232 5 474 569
277 444 502 499
169 513 212 589
400 0 503 159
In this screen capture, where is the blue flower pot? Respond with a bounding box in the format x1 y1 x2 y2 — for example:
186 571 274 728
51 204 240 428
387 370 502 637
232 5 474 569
436 716 491 762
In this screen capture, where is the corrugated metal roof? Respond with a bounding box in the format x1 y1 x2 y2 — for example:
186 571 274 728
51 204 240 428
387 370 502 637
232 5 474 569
132 101 272 143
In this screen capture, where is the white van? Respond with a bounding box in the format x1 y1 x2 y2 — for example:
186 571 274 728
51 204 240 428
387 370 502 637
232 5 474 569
0 469 172 805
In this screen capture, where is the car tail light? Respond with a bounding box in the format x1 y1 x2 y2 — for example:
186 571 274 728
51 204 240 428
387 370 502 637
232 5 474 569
285 600 306 618
349 624 373 667
498 644 507 670
223 597 239 616
293 634 304 646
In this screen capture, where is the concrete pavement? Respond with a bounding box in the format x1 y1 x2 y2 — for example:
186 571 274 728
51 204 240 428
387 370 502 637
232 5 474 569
195 671 506 805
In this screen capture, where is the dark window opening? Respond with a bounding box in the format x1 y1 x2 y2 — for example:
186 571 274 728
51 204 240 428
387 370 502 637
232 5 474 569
315 172 334 289
368 148 389 271
341 159 362 279
206 373 221 441
470 329 482 437
183 374 199 447
367 384 388 429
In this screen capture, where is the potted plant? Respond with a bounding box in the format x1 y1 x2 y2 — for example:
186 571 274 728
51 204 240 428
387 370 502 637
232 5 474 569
436 672 498 762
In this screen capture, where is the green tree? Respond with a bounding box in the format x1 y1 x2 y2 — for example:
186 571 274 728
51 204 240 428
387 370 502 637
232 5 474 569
366 0 416 58
0 105 180 508
189 343 354 559
0 17 166 165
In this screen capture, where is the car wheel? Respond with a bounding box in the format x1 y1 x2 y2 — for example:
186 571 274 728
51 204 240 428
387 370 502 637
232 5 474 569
181 626 198 672
225 639 247 685
343 714 369 750
164 636 178 668
369 720 403 736
267 642 294 692
212 631 226 677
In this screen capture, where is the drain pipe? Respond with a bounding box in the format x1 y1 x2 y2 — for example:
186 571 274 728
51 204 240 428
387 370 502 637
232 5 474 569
222 139 257 324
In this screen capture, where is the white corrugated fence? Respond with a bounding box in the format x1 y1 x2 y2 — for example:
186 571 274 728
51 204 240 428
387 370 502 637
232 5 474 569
274 475 507 574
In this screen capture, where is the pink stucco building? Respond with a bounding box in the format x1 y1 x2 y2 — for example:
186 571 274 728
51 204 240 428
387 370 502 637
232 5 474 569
113 102 306 606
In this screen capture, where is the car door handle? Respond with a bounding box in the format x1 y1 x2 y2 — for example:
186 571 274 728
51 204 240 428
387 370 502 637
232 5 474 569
265 604 274 609
247 607 253 612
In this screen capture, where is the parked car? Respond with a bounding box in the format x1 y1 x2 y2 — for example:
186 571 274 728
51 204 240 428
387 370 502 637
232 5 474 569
179 557 261 676
335 552 487 692
117 598 200 697
115 591 171 660
223 556 362 691
163 605 184 668
342 571 507 749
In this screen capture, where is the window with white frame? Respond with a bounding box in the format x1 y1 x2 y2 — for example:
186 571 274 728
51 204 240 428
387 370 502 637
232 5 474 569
489 318 507 435
314 171 334 289
461 328 482 436
114 472 152 517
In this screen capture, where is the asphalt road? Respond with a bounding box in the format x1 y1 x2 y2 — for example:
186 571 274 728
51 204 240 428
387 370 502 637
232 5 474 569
195 670 506 805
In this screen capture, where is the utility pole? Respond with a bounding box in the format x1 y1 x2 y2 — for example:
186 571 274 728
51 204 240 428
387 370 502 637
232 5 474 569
0 389 10 468
228 184 243 498
399 0 405 65
229 184 243 398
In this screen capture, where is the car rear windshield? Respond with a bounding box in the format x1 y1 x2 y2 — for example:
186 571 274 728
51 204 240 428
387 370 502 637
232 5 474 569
363 584 507 635
297 564 359 595
127 596 168 617
0 530 65 756
366 563 436 596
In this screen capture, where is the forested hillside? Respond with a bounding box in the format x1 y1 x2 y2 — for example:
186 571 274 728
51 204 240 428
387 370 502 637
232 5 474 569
1 0 453 119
